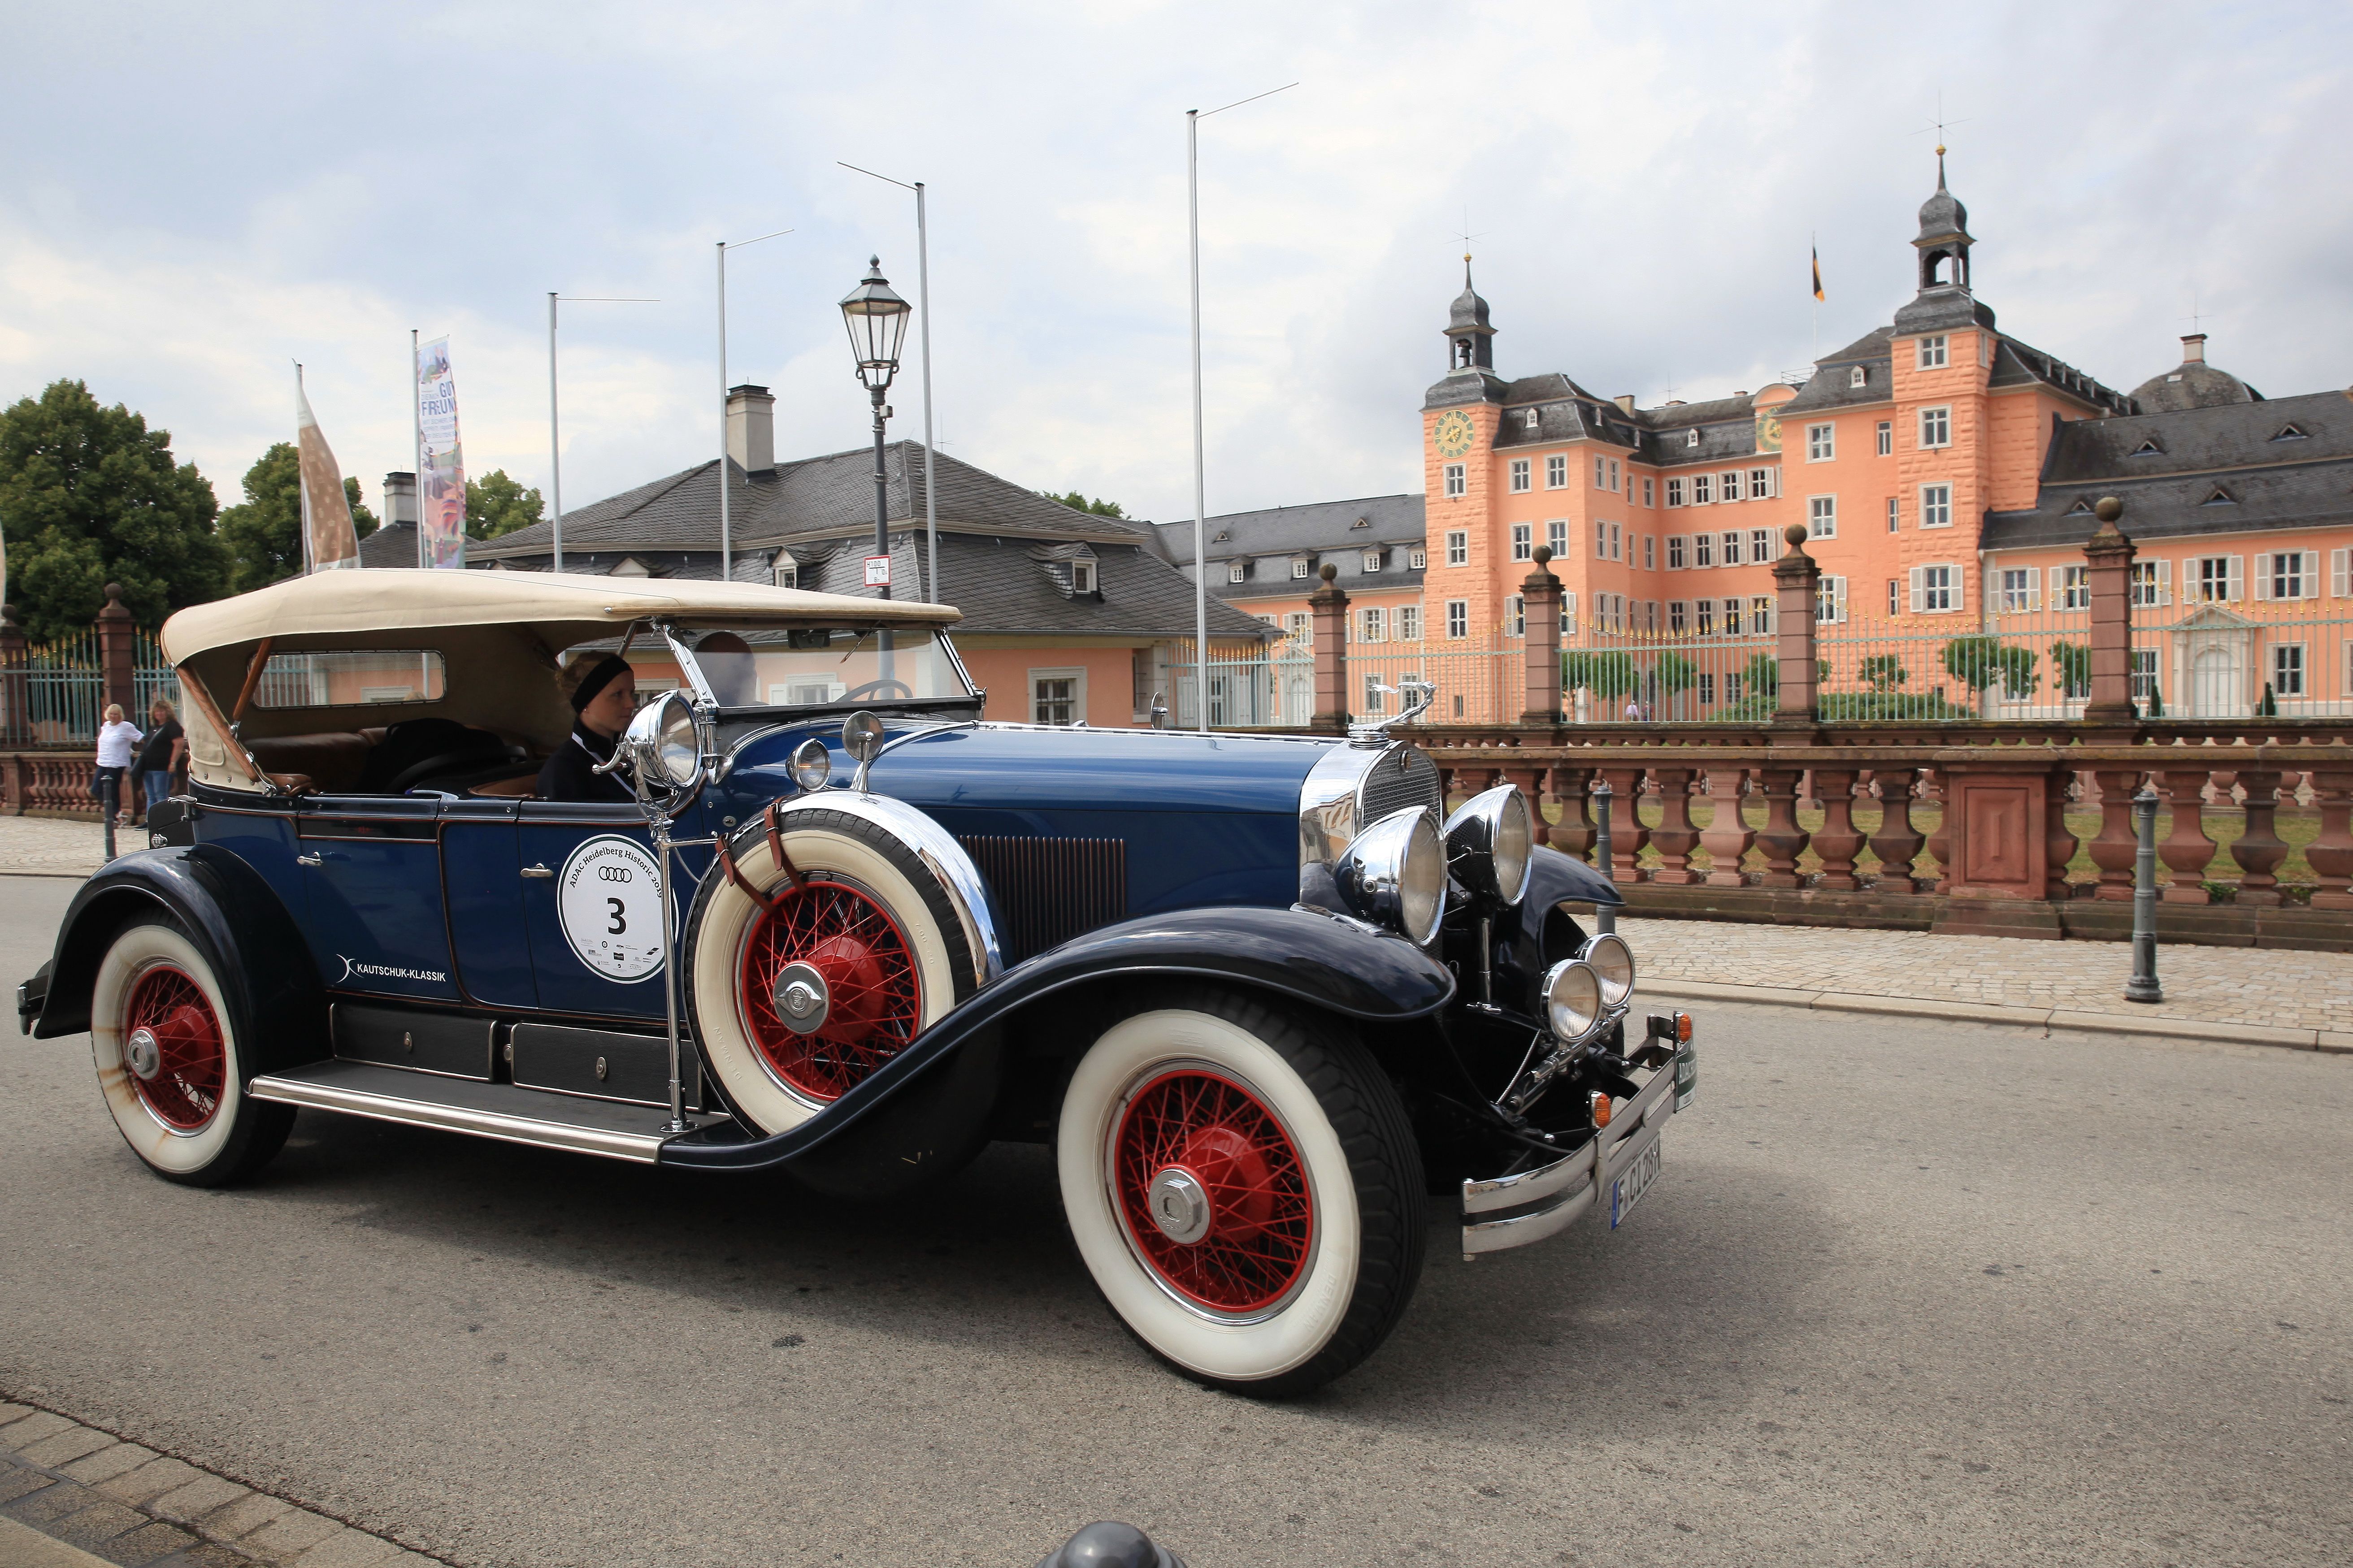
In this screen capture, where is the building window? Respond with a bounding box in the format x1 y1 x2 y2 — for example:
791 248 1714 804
1561 593 1576 634
2266 550 2312 600
1663 600 1684 633
1685 429 1700 449
1666 477 1686 507
1594 456 1607 488
1666 535 1687 570
1072 559 1097 594
1850 366 1867 389
1917 334 1948 369
2275 644 2307 697
1749 468 1773 499
1031 669 1083 726
1808 495 1836 539
1643 534 1656 570
1445 530 1468 566
1408 547 1426 570
772 556 798 589
1547 519 1569 558
1363 550 1383 573
1721 598 1743 636
1751 596 1773 633
1445 600 1468 639
1912 563 1958 613
1509 458 1532 493
2060 564 2089 610
1816 575 1847 624
1719 530 1742 567
1398 605 1421 641
2194 555 2240 603
1228 560 1247 583
1610 522 1623 560
1546 454 1567 489
1692 473 1713 506
1693 533 1715 569
1523 407 1541 430
1751 528 1772 563
1720 469 1742 503
1291 558 1311 579
1592 520 1607 559
1919 484 1952 528
1887 578 1900 615
1886 496 1900 533
1284 611 1310 646
1642 477 1656 507
1357 607 1386 643
1695 599 1716 635
1609 459 1621 492
1443 463 1466 498
1362 672 1386 714
2131 561 2170 606
1506 595 1526 637
1919 406 1951 448
1806 423 1835 461
1512 523 1532 562
2131 648 2159 702
1998 567 2038 613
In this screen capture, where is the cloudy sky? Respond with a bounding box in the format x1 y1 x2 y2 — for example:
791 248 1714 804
3 1 2346 533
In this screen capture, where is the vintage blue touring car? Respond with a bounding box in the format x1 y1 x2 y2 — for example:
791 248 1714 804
18 571 1693 1395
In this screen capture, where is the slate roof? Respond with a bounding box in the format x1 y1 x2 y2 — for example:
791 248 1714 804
1982 390 2353 550
1776 329 1895 415
1154 496 1426 601
2131 357 2262 413
357 520 419 567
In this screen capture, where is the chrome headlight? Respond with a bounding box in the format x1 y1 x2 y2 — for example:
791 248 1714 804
654 691 701 786
1542 959 1603 1042
1441 784 1533 905
1580 932 1634 1007
1333 807 1447 945
788 737 832 792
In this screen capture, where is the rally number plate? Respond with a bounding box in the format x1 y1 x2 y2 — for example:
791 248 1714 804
1609 1133 1663 1230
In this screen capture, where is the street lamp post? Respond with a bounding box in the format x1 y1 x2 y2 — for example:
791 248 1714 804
839 257 912 601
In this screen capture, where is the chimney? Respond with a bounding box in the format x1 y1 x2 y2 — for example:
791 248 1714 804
2181 333 2207 364
726 384 775 474
382 472 417 527
1613 394 1636 414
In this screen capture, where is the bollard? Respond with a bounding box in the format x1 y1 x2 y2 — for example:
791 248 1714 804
1035 1521 1186 1568
100 772 118 863
1591 777 1616 936
2126 784 2162 1004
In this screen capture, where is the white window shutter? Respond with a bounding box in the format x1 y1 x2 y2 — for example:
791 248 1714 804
2334 549 2350 599
2305 551 2322 599
2227 555 2244 602
2254 559 2272 602
1908 567 1925 613
2026 571 2042 611
2157 559 2172 606
1832 576 1848 621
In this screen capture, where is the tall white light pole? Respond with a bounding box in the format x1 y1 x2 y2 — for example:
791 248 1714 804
1186 83 1296 731
716 227 793 581
547 293 657 573
841 163 940 603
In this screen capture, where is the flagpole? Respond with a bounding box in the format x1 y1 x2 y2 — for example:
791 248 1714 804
717 241 729 580
295 362 313 576
411 329 425 568
547 293 563 572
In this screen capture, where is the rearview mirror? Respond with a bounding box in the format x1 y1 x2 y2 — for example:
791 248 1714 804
842 710 886 793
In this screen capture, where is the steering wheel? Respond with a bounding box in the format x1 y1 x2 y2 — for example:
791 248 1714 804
842 679 914 701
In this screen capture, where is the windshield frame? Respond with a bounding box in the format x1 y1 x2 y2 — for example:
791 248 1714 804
667 622 982 719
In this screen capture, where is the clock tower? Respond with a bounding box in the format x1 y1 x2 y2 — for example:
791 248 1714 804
1423 260 1510 644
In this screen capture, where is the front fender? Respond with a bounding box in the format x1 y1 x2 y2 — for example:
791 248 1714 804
28 846 327 1075
659 904 1454 1172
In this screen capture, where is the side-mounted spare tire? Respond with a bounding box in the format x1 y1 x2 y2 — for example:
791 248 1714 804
683 805 988 1195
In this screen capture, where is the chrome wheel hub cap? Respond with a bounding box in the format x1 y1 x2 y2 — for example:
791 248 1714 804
125 1027 161 1081
772 961 830 1036
1147 1166 1212 1245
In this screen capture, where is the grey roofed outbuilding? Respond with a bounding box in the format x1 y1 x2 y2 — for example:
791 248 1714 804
1153 495 1427 602
1981 390 2353 551
460 441 1268 642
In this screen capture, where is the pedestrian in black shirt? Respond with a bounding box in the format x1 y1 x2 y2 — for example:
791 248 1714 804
134 696 185 824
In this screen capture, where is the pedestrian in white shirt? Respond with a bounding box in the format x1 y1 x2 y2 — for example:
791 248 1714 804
95 704 143 827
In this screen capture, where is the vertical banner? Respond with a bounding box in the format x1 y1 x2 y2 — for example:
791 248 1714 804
295 376 360 571
416 337 468 568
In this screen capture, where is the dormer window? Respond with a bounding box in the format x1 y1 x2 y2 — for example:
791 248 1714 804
1072 558 1098 593
2275 424 2308 441
2203 487 2236 507
1685 429 1700 448
1350 515 1370 528
1291 558 1310 580
1363 550 1383 573
2066 498 2095 515
1523 408 1540 430
1227 560 1247 584
2131 439 2163 456
1849 366 1867 389
1408 548 1427 570
772 551 798 589
1212 528 1231 541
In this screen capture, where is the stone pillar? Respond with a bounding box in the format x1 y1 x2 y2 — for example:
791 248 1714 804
1519 546 1563 726
1646 767 1701 884
97 583 135 718
1308 563 1349 735
1699 767 1755 886
2085 767 2145 901
1752 767 1808 887
1810 768 1865 891
1771 524 1819 722
2081 498 2138 728
2156 767 2218 904
1865 768 1925 893
2232 768 2288 905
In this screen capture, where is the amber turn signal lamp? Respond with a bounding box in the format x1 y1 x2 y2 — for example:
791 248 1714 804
1675 1011 1693 1044
1589 1091 1612 1128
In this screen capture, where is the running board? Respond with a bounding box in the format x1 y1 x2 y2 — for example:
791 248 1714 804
247 1060 728 1164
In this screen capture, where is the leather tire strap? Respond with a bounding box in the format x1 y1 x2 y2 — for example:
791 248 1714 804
764 800 807 892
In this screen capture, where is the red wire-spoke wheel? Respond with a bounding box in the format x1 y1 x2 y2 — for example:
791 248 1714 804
122 963 227 1133
738 876 922 1102
1112 1066 1315 1317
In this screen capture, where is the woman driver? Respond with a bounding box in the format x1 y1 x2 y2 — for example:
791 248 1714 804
537 653 640 803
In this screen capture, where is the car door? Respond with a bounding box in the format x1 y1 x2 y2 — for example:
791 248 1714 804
515 799 669 1021
440 796 539 1009
295 794 461 1004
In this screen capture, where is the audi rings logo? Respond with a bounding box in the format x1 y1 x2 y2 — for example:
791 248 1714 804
597 865 634 883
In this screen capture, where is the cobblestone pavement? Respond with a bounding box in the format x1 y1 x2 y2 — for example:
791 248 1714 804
0 816 115 878
1625 914 2353 1034
0 1403 433 1567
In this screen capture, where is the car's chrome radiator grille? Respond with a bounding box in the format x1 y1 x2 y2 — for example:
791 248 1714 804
1359 745 1441 827
957 836 1128 963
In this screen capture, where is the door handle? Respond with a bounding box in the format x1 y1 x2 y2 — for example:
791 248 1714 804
521 864 555 879
295 853 322 867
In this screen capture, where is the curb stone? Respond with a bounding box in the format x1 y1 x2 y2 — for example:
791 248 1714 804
0 1399 438 1567
1642 979 2349 1053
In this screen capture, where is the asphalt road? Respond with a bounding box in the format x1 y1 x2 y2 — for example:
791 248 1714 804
4 874 2348 1568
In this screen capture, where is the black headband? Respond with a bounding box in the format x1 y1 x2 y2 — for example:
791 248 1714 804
569 655 631 713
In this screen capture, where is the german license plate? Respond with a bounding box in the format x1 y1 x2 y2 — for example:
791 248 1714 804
1609 1134 1662 1230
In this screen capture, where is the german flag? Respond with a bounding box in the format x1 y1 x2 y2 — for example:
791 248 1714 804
1811 244 1824 302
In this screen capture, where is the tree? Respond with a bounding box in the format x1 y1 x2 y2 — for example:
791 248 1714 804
1859 654 1909 692
1941 635 2038 700
466 470 544 540
216 443 379 595
1042 489 1126 518
1562 650 1637 702
2049 640 2091 700
0 379 228 641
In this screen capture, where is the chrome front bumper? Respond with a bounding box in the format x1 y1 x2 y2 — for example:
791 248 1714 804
1460 1018 1694 1260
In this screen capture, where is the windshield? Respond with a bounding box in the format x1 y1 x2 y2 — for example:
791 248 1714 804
682 628 973 710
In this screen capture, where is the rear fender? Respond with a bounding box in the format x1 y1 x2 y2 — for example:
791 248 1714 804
659 903 1454 1172
30 846 328 1075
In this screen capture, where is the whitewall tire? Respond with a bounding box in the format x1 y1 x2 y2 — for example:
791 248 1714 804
1057 986 1425 1397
